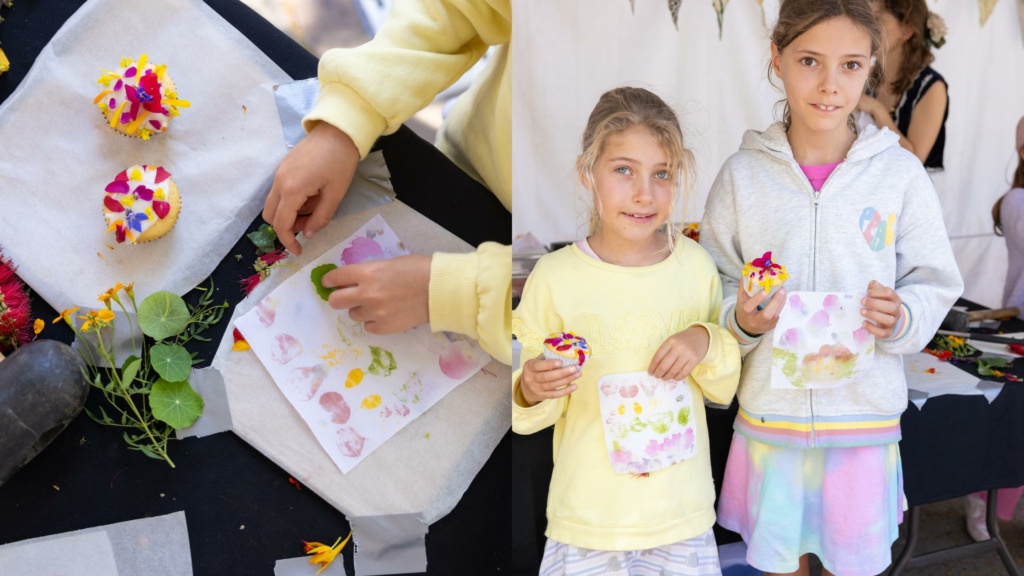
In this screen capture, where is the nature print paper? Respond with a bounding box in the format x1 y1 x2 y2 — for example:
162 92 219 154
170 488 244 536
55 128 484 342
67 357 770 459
597 371 697 474
234 215 491 473
771 291 875 389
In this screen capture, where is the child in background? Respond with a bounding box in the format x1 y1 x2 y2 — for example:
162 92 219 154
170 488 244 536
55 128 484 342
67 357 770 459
513 86 741 575
700 0 963 574
857 0 948 168
965 115 1024 541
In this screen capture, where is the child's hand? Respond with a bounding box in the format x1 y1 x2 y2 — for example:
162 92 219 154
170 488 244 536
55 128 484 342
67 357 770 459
324 255 431 334
648 325 710 381
519 356 579 407
735 287 787 336
861 280 902 338
263 122 360 257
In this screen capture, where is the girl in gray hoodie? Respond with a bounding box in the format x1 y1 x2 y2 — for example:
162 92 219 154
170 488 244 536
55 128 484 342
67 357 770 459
700 1 963 575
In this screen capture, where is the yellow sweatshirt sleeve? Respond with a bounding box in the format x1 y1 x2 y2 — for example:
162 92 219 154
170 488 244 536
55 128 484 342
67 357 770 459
686 321 741 406
428 242 511 365
303 0 511 158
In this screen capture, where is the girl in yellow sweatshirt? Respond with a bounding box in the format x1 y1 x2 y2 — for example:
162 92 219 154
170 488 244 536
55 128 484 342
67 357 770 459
512 86 741 576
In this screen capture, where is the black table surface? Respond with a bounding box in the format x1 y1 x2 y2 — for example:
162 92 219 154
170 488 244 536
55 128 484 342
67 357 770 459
0 2 512 575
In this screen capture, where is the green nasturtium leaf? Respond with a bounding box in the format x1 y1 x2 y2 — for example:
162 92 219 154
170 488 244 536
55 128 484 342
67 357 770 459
150 343 192 382
246 224 278 254
310 264 338 301
150 378 204 429
120 355 141 389
138 291 190 340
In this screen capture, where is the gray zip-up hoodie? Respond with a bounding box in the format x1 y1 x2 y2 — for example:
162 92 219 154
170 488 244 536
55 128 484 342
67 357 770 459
700 123 964 448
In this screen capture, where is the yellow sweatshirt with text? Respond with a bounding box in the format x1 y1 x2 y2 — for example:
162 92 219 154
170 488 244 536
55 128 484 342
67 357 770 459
304 0 511 363
512 239 741 551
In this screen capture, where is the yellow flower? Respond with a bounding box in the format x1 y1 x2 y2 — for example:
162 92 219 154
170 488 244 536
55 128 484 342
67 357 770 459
0 47 9 75
231 340 250 352
98 292 113 309
97 309 116 324
33 319 44 335
53 307 80 325
948 335 965 346
304 532 351 575
124 282 135 299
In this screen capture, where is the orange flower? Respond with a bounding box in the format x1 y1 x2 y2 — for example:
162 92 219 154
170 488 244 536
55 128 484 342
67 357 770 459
33 318 44 335
52 307 80 326
124 282 135 299
303 532 351 575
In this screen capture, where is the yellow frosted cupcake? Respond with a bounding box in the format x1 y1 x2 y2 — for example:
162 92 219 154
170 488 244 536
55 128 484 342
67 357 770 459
543 331 589 368
741 251 789 297
103 165 181 244
94 54 190 140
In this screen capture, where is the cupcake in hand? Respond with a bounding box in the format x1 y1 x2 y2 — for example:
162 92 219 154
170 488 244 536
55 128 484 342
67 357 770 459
543 331 589 369
742 251 789 298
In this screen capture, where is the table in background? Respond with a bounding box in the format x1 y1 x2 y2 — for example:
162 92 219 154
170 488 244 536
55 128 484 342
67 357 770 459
0 2 512 574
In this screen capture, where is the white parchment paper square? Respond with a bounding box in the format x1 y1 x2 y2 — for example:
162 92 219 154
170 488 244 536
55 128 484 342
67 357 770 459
0 0 291 311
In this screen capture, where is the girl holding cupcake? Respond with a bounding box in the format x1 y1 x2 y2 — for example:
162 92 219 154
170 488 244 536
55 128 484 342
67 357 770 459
700 1 963 574
512 86 741 576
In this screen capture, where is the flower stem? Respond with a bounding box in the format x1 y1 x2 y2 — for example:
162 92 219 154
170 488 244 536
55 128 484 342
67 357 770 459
96 330 174 468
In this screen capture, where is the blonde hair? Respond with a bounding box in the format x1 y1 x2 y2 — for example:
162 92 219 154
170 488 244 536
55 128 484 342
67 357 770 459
768 0 883 130
576 87 695 248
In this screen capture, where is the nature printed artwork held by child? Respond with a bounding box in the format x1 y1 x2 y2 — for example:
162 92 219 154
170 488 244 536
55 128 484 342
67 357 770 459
597 371 697 475
771 291 875 389
234 215 492 473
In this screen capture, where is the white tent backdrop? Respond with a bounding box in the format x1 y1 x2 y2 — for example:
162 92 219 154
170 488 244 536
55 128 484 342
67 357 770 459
512 0 1024 308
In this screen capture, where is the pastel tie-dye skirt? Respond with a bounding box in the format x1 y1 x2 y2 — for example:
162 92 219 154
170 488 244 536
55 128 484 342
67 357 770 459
716 433 903 576
538 527 722 576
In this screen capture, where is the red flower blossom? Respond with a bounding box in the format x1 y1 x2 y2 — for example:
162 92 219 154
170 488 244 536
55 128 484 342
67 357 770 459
0 251 33 354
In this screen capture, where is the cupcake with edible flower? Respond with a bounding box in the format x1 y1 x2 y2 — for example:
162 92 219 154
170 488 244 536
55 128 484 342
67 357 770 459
543 331 589 369
741 251 789 298
103 165 181 244
94 54 190 140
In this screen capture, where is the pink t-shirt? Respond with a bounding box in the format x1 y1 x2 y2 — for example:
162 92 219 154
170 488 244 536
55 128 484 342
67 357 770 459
800 161 841 192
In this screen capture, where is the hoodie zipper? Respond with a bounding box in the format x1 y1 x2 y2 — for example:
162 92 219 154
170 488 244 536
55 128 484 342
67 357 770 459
796 160 846 449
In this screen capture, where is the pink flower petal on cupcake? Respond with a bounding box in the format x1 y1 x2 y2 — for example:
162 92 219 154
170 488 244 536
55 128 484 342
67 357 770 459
113 79 123 91
149 119 163 130
120 111 132 125
115 225 126 243
103 196 126 212
105 180 129 194
114 170 129 182
124 66 137 78
341 236 384 265
108 97 116 109
134 186 154 201
154 166 171 183
152 201 171 219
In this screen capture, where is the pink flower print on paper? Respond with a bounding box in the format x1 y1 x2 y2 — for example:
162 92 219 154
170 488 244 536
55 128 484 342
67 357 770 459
640 378 659 397
780 328 802 349
822 294 843 315
853 327 873 349
336 426 367 457
341 237 385 265
429 332 484 380
618 384 639 398
319 391 351 424
287 365 327 400
682 427 695 451
272 333 304 364
256 299 276 327
645 432 683 458
600 381 618 397
788 293 807 316
807 310 831 336
609 448 633 468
